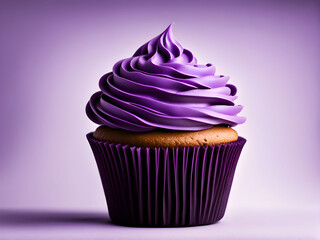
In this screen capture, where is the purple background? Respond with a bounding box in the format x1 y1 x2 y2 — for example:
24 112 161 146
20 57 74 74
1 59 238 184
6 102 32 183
0 0 319 239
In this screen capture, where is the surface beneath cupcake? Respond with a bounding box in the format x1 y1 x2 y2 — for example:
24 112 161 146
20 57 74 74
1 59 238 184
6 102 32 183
93 125 238 147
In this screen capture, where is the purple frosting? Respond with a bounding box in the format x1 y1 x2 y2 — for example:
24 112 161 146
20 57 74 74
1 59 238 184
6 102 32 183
86 24 246 132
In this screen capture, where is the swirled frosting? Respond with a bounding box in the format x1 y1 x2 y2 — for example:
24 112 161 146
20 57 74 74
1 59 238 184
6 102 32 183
86 24 246 132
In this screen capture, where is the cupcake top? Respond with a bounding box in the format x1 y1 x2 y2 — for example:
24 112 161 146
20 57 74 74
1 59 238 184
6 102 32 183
86 24 246 132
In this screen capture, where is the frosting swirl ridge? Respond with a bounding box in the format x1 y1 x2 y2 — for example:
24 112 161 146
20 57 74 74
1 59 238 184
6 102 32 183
86 24 246 132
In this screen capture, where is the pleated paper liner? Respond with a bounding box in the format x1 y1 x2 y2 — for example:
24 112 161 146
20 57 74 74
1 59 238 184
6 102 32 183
87 133 246 227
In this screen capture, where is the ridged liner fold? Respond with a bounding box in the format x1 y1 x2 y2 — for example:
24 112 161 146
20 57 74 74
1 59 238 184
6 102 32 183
87 133 246 227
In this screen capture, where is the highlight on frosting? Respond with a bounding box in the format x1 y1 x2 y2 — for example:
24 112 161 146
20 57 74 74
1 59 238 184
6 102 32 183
86 24 246 132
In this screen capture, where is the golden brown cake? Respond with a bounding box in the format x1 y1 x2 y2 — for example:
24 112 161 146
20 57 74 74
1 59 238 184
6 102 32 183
93 125 238 147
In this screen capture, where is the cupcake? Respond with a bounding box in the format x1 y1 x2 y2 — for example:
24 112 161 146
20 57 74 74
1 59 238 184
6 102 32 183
86 24 246 227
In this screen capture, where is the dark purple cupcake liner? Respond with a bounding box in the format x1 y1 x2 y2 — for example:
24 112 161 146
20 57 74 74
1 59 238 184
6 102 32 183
87 133 246 227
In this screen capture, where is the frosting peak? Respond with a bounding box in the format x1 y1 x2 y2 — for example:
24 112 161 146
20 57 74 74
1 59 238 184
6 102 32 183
86 24 246 132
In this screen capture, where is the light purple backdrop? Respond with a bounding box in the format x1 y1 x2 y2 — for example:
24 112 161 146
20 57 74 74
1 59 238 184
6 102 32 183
0 0 319 222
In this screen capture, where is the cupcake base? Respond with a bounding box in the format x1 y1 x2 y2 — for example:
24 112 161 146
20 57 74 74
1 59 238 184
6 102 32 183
87 133 246 227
